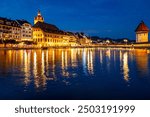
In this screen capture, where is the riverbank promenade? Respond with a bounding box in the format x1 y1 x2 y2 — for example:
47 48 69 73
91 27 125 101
0 43 150 49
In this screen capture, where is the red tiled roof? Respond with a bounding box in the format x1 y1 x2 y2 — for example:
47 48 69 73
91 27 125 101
135 21 149 32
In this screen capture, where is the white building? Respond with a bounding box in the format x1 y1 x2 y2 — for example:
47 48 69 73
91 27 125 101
16 20 32 41
0 17 21 41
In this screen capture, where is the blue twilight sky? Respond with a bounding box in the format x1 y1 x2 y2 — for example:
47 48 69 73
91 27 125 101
0 0 150 39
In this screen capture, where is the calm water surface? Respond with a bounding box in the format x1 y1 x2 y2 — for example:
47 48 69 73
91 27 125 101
0 48 150 99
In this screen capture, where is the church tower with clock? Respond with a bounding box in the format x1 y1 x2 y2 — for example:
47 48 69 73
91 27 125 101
34 10 44 24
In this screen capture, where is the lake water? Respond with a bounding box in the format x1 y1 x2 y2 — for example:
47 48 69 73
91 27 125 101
0 48 150 100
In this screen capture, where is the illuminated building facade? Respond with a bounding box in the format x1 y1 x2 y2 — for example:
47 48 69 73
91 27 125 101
135 21 149 43
75 32 92 45
0 17 21 41
16 20 32 41
32 10 79 47
34 10 44 25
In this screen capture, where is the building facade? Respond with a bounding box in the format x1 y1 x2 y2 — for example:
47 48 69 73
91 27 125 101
75 32 92 45
16 20 32 41
32 11 78 47
0 17 21 42
135 21 149 43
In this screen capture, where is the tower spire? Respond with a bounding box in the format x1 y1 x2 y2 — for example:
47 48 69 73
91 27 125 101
38 10 41 16
34 10 44 24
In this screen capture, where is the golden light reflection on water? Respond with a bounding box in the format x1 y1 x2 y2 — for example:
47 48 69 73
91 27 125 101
24 50 31 86
33 51 37 80
134 49 149 76
87 49 94 75
33 50 47 89
106 49 111 72
99 49 103 64
82 48 94 75
122 52 130 82
0 48 150 90
106 49 111 59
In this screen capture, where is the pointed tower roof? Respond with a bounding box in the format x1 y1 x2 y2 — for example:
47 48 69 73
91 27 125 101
135 21 149 32
38 10 41 16
34 10 44 24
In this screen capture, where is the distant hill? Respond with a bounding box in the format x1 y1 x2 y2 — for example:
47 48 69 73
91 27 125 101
90 36 135 43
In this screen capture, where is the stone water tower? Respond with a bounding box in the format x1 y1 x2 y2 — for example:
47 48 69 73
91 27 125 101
135 21 149 43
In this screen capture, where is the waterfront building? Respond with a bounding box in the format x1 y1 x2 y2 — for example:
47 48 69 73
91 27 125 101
16 20 32 42
0 17 21 42
75 32 92 45
32 10 78 47
135 21 149 43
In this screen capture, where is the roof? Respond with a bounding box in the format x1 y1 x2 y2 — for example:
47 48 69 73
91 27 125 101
33 21 59 31
33 21 72 35
0 17 21 28
16 19 31 25
135 21 149 32
34 10 44 20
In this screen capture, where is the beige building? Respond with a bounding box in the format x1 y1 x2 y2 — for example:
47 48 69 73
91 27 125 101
0 17 21 42
32 10 77 47
135 21 149 43
16 20 32 42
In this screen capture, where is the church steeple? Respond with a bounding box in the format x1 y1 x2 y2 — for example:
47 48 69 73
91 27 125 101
38 10 41 16
34 10 44 24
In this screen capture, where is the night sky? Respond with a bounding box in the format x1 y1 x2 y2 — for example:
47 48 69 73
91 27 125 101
0 0 150 39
